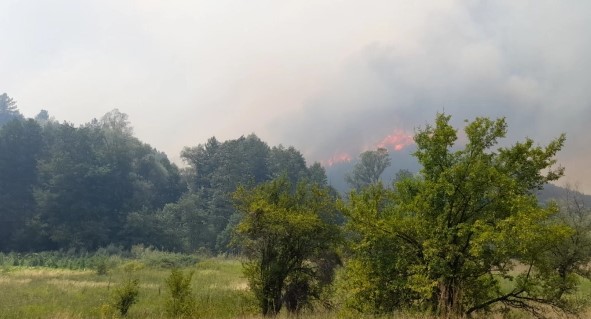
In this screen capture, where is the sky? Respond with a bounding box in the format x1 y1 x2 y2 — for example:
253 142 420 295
1 1 590 192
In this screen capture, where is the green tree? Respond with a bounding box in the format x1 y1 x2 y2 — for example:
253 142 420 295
112 278 140 316
269 145 308 186
538 185 591 305
0 93 23 126
345 148 391 190
233 177 341 316
35 122 118 249
307 162 329 186
344 114 574 318
165 269 196 317
0 119 44 250
33 110 184 250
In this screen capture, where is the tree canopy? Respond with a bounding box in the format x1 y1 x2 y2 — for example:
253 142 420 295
233 176 341 315
343 114 576 318
345 147 391 190
0 93 23 126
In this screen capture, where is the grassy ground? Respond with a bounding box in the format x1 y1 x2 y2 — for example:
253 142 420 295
1 253 590 319
0 257 256 319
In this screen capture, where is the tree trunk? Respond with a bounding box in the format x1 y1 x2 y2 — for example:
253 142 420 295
438 278 463 318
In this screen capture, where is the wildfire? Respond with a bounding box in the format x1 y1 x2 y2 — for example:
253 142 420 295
325 152 352 167
321 130 414 167
377 130 414 151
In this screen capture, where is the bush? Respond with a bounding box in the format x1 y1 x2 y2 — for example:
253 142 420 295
121 261 145 273
96 258 109 275
112 278 140 316
131 245 199 269
165 269 196 317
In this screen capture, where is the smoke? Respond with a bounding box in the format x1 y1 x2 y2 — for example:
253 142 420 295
2 1 591 191
270 1 591 191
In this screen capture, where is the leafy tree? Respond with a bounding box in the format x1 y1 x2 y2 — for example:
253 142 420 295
165 269 196 317
157 191 214 251
181 134 331 253
31 110 184 250
345 148 391 190
0 119 43 250
307 162 329 186
181 137 221 191
112 278 140 316
34 109 50 122
0 93 23 126
233 177 341 315
35 122 119 249
538 185 591 304
269 145 308 185
344 114 574 318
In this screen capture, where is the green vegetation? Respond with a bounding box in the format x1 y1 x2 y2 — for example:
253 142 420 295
165 269 196 317
0 254 256 319
233 177 341 315
2 94 591 318
111 278 140 316
345 147 392 190
0 94 329 253
342 114 580 318
1 254 589 319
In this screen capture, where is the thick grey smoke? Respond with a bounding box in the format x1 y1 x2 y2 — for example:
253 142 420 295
272 1 591 191
1 1 590 191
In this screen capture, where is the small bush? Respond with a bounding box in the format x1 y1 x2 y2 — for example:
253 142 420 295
112 278 140 316
131 245 199 268
165 269 196 317
122 261 145 273
96 258 109 276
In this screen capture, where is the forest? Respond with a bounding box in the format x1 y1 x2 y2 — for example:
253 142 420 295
2 92 591 318
0 93 329 253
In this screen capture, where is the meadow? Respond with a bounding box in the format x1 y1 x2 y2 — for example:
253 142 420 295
0 248 589 319
0 247 257 318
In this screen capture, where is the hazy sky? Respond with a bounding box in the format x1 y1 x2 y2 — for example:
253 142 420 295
1 1 590 191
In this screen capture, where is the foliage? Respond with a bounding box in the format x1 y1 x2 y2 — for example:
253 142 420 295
345 148 391 190
0 93 23 126
96 258 109 276
0 256 257 319
180 134 332 253
343 114 576 318
112 278 140 316
0 118 43 250
130 245 199 269
165 268 196 317
233 177 341 315
0 95 329 253
0 106 185 252
537 185 591 310
0 246 200 272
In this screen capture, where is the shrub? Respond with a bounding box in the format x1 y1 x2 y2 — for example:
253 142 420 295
165 269 196 317
122 261 145 273
112 278 140 316
96 258 109 276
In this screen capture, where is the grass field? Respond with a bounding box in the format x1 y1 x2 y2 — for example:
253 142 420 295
1 251 590 319
0 254 258 319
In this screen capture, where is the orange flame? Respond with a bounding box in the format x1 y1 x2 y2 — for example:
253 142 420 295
377 130 414 151
321 130 413 167
325 152 352 167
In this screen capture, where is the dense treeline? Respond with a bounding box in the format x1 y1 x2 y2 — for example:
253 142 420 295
4 93 591 318
0 94 329 253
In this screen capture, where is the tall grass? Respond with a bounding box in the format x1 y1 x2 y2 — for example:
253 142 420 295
0 248 248 318
1 250 589 318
